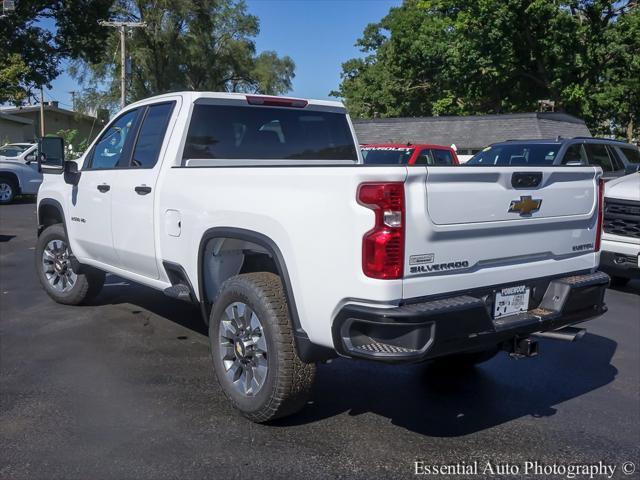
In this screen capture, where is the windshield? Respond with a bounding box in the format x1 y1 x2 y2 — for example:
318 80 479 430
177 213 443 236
0 145 30 157
361 147 413 165
467 144 560 166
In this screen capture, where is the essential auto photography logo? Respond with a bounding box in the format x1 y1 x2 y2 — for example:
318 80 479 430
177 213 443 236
413 460 636 478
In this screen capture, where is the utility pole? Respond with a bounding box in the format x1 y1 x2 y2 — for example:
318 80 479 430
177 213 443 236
39 87 45 137
69 91 76 111
99 20 146 109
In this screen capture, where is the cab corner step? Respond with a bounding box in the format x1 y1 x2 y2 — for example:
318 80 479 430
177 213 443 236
163 284 193 302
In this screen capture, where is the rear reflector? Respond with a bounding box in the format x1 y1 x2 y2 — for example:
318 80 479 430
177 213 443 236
357 182 405 279
246 95 308 108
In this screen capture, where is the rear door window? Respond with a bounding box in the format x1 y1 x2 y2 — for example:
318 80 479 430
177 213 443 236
130 102 175 168
183 104 357 162
585 144 614 172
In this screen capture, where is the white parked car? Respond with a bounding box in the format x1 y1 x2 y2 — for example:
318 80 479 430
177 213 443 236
35 92 609 422
600 172 640 285
0 143 42 204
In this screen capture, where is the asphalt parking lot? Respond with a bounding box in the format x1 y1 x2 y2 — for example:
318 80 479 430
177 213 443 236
1 200 639 480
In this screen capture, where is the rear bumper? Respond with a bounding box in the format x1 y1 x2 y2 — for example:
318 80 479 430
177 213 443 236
332 271 609 363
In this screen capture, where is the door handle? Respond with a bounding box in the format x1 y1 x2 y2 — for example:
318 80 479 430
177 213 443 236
97 184 110 193
135 185 152 195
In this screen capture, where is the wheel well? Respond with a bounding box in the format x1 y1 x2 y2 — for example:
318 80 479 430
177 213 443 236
0 172 20 192
198 228 337 363
38 203 64 234
201 237 279 311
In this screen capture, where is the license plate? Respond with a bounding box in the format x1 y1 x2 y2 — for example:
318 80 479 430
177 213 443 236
494 285 530 318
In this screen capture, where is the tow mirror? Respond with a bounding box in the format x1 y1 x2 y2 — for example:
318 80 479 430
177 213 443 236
38 136 65 174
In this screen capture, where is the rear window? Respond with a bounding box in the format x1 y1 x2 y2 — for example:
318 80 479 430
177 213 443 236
362 147 413 165
620 147 640 164
183 104 357 161
466 144 560 166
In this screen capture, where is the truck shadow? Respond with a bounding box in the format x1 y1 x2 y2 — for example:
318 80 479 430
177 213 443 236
94 275 618 438
278 333 618 437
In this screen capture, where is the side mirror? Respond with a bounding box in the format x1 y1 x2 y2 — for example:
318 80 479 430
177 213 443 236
38 136 65 174
64 160 81 186
24 153 36 165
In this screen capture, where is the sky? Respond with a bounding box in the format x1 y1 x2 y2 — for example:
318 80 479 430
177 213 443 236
44 0 401 111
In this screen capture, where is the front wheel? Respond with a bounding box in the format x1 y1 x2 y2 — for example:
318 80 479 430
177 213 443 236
35 224 105 305
209 272 316 422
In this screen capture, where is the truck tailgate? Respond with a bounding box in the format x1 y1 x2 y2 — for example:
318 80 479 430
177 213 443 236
403 166 601 299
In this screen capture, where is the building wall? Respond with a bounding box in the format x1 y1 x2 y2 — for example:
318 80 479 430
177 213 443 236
0 118 34 143
15 110 102 144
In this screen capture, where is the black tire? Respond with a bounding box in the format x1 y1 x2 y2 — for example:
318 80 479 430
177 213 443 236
610 276 630 288
430 346 500 370
0 176 17 204
209 272 316 423
35 224 105 305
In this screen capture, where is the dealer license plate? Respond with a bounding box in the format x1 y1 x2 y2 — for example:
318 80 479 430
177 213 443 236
493 285 530 318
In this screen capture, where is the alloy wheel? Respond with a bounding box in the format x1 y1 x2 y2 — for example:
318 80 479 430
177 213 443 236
218 302 268 396
41 239 77 292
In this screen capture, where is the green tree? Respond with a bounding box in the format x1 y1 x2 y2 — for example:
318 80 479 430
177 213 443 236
334 0 639 140
0 54 30 104
72 0 296 113
0 0 113 102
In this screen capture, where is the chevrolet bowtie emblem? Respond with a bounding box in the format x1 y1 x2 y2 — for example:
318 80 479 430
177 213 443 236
509 195 542 216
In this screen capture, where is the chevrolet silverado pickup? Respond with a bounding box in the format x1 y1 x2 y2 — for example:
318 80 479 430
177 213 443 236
35 92 609 422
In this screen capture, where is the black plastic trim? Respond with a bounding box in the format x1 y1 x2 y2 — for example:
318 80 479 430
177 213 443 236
37 198 67 237
162 260 198 303
333 270 609 363
197 227 335 362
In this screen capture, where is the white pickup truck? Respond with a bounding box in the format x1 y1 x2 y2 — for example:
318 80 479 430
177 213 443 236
35 92 609 422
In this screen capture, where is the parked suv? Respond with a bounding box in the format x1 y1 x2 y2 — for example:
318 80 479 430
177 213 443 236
361 143 459 166
467 137 640 180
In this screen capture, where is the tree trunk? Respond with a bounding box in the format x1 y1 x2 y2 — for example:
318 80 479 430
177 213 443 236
627 117 634 143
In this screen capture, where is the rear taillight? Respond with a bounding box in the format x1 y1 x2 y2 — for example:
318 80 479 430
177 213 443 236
595 178 605 252
357 182 405 279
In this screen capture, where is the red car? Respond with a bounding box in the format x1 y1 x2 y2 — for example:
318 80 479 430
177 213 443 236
361 143 460 166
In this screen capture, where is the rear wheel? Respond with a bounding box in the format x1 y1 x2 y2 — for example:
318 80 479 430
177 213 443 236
0 176 17 204
209 272 316 422
35 224 105 305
